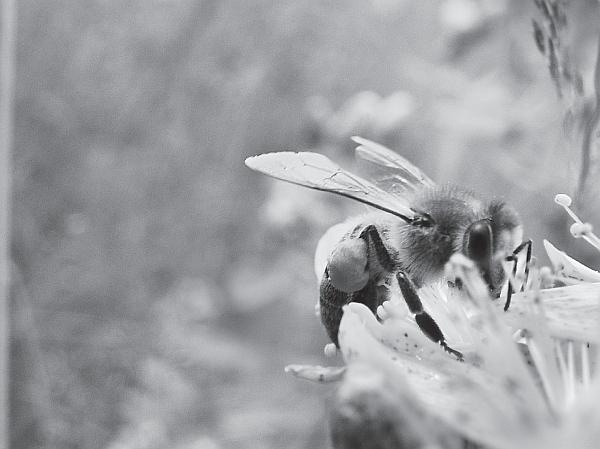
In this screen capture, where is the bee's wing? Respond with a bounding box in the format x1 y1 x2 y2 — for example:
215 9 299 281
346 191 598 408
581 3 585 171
245 151 417 222
352 136 435 195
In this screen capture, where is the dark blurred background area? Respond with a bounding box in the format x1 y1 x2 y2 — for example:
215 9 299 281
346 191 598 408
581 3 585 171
8 1 600 448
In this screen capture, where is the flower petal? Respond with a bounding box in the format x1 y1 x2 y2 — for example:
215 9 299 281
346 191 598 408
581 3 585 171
504 284 600 343
284 364 346 383
544 240 600 283
338 304 554 449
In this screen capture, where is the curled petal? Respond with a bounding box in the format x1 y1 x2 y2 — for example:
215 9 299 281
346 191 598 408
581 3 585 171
284 364 346 383
544 240 600 283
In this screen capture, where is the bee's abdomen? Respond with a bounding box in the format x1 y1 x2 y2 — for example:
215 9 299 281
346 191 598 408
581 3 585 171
319 271 383 346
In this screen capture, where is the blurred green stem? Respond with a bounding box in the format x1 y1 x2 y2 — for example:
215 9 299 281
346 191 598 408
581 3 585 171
0 0 15 447
578 29 600 206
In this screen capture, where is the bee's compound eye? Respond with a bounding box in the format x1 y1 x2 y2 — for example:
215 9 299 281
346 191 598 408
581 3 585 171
327 239 369 293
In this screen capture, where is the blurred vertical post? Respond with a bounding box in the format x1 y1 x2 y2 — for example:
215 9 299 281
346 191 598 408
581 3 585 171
0 0 14 447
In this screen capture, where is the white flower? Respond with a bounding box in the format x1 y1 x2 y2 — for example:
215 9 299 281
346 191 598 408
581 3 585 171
288 193 600 449
334 193 600 449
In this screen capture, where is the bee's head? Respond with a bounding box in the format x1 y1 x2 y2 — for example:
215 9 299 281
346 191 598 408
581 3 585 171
403 186 522 292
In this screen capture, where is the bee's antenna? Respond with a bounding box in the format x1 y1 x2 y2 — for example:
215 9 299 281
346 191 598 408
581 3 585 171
365 203 413 223
381 208 412 223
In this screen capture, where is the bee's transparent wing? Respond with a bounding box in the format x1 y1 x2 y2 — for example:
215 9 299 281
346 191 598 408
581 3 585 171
352 136 435 195
245 151 417 222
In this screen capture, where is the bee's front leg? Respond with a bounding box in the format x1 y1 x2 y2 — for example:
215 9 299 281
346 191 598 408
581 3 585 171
396 272 463 361
504 239 533 311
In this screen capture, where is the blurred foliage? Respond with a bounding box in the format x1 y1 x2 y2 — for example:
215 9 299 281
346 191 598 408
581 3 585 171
7 0 600 448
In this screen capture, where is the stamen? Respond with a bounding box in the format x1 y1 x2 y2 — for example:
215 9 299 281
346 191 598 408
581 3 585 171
511 329 527 345
570 222 593 238
526 333 562 412
554 193 600 252
581 342 590 388
524 257 538 292
554 340 574 406
554 193 572 207
446 254 490 303
539 266 554 288
567 341 575 400
585 234 600 252
554 194 581 223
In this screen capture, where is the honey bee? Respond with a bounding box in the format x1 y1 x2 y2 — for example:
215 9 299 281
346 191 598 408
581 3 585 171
245 137 530 360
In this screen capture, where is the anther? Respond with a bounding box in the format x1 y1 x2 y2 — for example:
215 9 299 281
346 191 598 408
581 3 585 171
554 193 572 207
570 222 593 238
554 193 582 223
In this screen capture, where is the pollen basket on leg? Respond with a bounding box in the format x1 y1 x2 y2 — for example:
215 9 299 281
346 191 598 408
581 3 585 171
327 238 369 293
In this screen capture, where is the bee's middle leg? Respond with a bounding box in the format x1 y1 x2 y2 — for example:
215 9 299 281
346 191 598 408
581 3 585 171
396 271 463 361
358 226 463 360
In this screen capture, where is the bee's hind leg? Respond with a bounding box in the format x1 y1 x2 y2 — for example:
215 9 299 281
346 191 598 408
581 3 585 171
396 271 463 361
358 224 396 272
504 239 533 311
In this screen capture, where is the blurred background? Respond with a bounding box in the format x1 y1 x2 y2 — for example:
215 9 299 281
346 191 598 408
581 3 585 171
7 0 600 448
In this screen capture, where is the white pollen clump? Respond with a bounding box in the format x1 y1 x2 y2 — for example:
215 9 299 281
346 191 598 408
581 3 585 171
324 343 338 357
554 193 572 207
327 239 369 293
539 266 554 288
539 266 552 278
